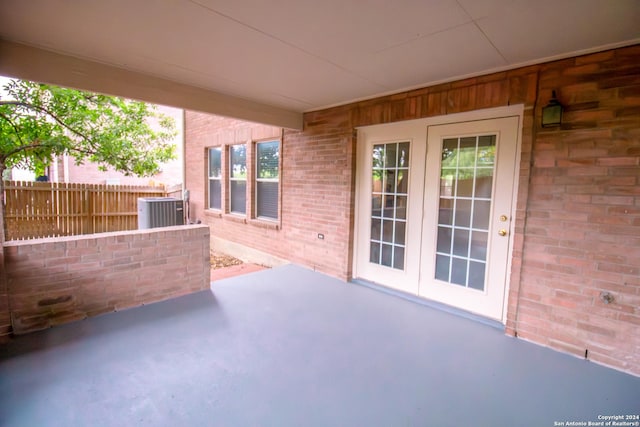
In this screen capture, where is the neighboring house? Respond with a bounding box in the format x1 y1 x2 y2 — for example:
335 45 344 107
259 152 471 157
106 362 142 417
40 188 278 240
57 105 184 186
185 45 640 376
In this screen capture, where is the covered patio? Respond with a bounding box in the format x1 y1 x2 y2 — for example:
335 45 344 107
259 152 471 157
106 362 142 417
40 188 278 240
1 265 638 426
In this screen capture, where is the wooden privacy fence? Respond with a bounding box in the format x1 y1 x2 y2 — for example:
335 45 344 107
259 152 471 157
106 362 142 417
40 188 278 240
4 181 177 241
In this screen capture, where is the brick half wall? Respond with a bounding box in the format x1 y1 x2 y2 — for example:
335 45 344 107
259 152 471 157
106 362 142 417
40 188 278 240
4 224 210 334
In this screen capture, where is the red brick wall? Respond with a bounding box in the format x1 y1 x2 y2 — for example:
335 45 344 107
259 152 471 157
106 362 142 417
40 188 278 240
515 47 640 375
185 113 356 278
0 252 9 342
4 225 210 334
185 44 640 375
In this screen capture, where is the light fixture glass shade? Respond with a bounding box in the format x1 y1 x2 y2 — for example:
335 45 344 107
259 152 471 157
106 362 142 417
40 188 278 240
542 91 563 127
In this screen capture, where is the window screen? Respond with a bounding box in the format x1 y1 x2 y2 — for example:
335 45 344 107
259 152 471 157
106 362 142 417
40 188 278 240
208 147 221 210
256 141 279 220
229 144 247 214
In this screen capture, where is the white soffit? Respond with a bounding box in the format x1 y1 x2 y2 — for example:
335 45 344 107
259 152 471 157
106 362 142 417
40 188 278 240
0 0 639 126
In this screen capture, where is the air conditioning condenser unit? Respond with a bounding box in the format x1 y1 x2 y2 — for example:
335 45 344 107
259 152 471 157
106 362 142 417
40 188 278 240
137 197 184 229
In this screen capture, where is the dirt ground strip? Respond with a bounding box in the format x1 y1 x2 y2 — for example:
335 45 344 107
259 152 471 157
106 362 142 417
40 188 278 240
209 251 269 281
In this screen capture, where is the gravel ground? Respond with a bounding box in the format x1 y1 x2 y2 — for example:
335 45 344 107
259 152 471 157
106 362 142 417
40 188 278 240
210 252 243 269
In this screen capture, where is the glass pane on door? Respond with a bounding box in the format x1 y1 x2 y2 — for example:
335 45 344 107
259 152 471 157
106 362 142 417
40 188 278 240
435 135 496 290
370 142 409 270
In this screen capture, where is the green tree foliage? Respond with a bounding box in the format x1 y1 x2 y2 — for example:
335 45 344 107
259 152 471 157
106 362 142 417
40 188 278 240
257 141 279 179
0 79 176 177
0 78 177 241
229 144 247 179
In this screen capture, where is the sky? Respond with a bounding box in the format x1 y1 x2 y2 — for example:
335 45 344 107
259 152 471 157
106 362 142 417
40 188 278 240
0 75 10 95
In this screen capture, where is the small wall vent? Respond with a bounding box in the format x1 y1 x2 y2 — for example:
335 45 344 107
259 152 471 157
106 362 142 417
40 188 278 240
137 197 184 229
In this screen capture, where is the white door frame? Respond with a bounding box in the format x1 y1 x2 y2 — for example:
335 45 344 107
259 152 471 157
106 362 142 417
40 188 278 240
353 105 524 323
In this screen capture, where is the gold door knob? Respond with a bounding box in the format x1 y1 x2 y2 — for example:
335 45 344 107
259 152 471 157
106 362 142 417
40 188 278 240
498 229 508 236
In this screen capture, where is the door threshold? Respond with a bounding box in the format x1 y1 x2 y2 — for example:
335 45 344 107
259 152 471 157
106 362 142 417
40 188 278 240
350 278 505 330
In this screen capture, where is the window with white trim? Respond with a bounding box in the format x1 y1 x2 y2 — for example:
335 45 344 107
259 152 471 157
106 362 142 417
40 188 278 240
208 147 222 210
229 144 247 214
255 140 280 220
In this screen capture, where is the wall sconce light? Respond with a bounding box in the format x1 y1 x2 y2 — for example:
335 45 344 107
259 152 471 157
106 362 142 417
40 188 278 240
541 90 563 127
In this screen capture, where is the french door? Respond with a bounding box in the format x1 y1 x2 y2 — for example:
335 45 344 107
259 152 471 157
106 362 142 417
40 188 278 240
354 111 521 322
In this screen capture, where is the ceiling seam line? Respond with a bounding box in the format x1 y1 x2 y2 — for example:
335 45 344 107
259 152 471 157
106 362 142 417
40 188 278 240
454 0 508 64
471 21 508 64
185 0 389 91
372 21 473 54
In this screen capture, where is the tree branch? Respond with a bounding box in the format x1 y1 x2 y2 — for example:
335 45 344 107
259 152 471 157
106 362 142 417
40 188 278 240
2 140 97 159
0 111 26 152
0 100 92 141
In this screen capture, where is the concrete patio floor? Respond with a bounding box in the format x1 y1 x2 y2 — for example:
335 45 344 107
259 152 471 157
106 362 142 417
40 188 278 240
1 264 638 427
